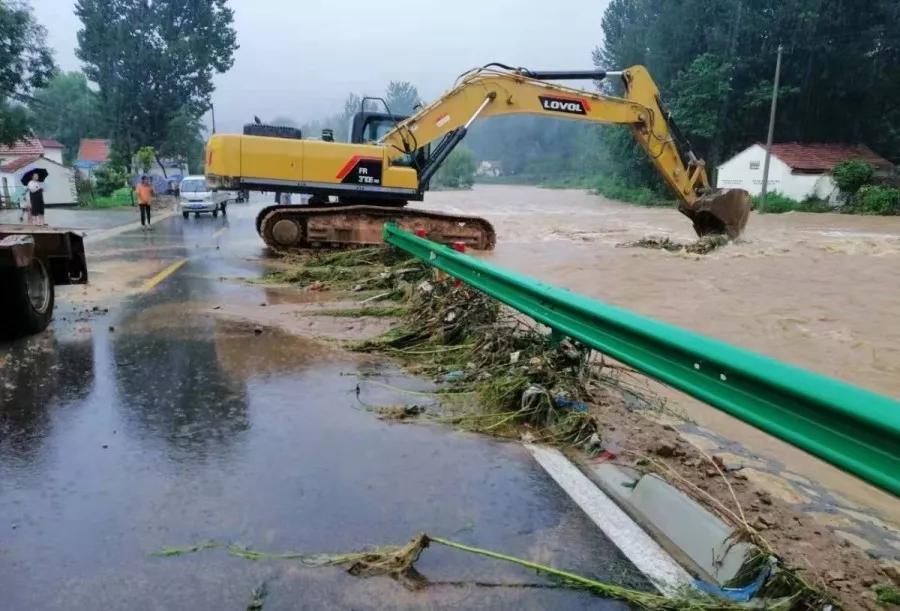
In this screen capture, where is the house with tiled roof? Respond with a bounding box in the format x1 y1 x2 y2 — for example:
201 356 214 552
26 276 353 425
717 143 895 202
0 138 76 207
0 137 65 166
75 138 112 177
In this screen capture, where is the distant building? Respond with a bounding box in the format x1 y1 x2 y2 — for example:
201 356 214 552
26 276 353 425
717 143 894 202
75 138 112 178
476 160 502 177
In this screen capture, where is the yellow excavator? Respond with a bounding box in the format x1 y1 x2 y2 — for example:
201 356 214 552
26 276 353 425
205 63 750 251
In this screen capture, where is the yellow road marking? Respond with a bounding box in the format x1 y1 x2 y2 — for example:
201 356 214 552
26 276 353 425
211 227 228 239
141 258 188 292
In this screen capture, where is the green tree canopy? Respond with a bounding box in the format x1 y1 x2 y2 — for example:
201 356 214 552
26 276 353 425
0 0 55 144
595 0 900 189
75 0 237 170
30 72 103 163
385 81 422 116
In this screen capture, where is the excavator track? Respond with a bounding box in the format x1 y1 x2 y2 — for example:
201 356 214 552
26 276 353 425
256 205 496 253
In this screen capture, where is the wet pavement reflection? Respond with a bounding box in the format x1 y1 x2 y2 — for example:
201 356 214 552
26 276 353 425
1 203 646 609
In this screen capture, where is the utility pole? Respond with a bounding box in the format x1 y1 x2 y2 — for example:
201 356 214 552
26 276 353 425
211 103 217 134
760 44 783 201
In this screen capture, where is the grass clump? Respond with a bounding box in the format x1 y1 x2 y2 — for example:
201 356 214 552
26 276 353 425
875 584 900 605
261 247 428 293
83 186 134 209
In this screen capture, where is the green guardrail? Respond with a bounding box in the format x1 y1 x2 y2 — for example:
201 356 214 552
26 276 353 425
384 224 900 496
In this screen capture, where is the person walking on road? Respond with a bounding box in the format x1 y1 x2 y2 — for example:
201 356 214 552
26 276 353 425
26 172 46 226
135 175 155 230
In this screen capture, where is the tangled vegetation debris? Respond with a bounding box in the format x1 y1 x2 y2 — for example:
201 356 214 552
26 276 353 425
152 534 758 609
261 247 428 295
252 245 838 608
619 236 729 255
354 278 611 447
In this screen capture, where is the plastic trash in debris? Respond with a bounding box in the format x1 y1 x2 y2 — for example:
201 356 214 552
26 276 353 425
554 395 588 412
693 563 771 603
509 351 521 364
443 370 465 382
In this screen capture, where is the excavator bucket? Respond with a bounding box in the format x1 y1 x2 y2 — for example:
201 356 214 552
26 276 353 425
678 188 751 240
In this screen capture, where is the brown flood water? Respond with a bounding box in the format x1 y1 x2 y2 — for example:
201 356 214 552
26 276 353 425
416 185 900 521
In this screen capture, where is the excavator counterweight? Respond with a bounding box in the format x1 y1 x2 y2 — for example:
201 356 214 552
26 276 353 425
206 63 750 252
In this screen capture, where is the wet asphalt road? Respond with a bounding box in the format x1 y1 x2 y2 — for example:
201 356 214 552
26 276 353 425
0 203 648 609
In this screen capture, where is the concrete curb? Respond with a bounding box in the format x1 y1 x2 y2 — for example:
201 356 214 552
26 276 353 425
529 444 763 598
527 444 693 596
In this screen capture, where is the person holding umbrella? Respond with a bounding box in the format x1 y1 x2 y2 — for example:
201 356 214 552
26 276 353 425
24 169 48 226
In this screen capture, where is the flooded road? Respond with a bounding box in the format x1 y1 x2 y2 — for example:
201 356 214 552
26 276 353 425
0 203 645 609
419 185 900 521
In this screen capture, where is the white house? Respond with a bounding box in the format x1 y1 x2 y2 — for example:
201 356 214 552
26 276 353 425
717 143 894 201
0 156 77 207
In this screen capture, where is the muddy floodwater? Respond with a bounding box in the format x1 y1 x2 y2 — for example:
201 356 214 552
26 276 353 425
417 185 900 519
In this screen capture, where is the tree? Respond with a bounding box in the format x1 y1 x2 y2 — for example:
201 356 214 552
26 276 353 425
434 146 476 189
594 0 900 190
385 81 422 116
75 0 237 172
158 111 205 174
135 146 156 174
0 0 55 144
669 54 732 145
30 72 103 163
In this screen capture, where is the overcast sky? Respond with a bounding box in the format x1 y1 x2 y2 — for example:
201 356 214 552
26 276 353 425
30 0 609 133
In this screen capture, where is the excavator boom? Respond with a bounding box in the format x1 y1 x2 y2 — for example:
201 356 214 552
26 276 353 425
206 63 750 251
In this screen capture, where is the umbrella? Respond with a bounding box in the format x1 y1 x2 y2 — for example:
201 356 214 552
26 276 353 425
21 168 48 185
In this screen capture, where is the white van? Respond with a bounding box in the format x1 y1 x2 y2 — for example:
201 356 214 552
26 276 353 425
179 175 232 218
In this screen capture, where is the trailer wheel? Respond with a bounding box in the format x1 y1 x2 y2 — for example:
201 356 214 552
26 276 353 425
0 258 55 339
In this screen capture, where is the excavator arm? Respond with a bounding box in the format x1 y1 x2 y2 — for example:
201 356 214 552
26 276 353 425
379 65 747 237
206 63 749 251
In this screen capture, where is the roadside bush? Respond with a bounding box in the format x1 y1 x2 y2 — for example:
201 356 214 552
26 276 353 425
593 177 670 207
75 176 94 206
852 185 900 215
832 159 874 195
94 166 128 197
752 191 797 213
797 196 832 213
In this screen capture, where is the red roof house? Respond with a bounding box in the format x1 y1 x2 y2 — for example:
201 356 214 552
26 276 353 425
717 143 895 201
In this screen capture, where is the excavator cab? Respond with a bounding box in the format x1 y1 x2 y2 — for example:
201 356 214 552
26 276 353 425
350 111 429 170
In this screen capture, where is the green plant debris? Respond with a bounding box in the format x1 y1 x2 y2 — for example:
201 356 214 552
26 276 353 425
619 235 729 255
258 247 428 293
152 533 813 608
352 279 610 447
875 584 900 605
151 540 219 557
